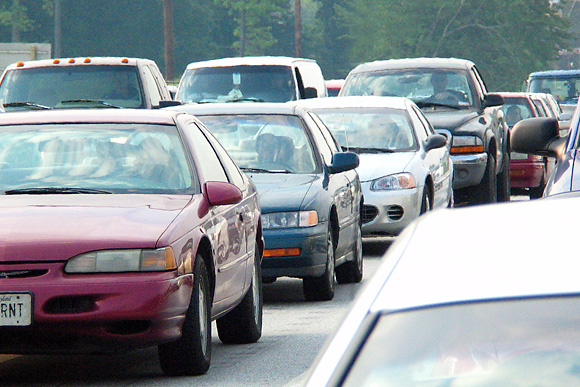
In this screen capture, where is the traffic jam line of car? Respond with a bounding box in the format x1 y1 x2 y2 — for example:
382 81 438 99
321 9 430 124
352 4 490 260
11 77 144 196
0 52 579 384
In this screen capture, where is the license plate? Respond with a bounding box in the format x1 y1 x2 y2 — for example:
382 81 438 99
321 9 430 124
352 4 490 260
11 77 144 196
0 293 32 326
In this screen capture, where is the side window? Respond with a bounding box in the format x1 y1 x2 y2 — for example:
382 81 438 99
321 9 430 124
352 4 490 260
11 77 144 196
198 123 246 188
149 64 172 100
308 112 341 152
304 116 333 165
409 106 430 142
184 121 229 182
141 65 162 107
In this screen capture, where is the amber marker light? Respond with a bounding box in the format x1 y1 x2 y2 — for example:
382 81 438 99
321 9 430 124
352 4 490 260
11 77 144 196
450 145 484 154
84 58 91 63
121 58 129 63
263 248 301 257
53 59 60 64
68 58 76 63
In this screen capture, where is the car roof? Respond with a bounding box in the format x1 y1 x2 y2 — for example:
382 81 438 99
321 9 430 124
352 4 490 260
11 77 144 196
496 91 533 98
370 197 580 313
0 108 181 126
528 69 580 78
4 57 149 70
185 56 317 70
293 95 410 110
349 57 474 74
166 102 306 116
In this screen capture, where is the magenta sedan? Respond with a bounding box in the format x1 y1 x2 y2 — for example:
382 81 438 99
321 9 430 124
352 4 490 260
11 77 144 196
0 109 263 376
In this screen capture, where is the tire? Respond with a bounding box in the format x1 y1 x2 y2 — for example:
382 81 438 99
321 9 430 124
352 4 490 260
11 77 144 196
217 249 263 344
336 220 363 284
529 177 545 199
158 255 212 376
303 226 335 301
420 184 432 214
496 151 511 202
473 153 497 204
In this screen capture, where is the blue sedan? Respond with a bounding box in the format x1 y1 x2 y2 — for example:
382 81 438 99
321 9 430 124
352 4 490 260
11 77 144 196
168 103 363 301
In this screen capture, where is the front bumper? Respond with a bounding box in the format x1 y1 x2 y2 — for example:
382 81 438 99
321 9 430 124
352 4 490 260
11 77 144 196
360 183 421 237
451 153 487 189
0 261 193 354
261 221 328 279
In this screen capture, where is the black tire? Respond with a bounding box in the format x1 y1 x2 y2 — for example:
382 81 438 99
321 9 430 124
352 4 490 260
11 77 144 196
529 177 545 199
420 184 432 214
303 226 335 301
336 220 363 284
473 153 497 204
158 255 212 376
217 249 263 344
496 151 511 202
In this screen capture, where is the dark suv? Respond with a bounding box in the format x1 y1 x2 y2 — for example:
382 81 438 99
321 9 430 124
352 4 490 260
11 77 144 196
341 57 510 204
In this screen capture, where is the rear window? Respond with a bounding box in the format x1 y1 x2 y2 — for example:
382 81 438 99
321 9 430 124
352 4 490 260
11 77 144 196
0 65 145 110
529 76 580 105
177 65 296 103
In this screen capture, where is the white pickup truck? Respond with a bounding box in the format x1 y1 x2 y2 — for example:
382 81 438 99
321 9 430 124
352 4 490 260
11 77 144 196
0 56 179 111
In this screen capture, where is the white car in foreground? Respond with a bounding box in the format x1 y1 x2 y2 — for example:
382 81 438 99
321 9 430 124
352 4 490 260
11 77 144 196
303 196 580 386
296 96 453 236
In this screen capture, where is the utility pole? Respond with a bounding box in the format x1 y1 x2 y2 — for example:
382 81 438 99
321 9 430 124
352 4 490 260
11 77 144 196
163 0 175 81
11 0 21 42
294 0 301 57
54 0 62 57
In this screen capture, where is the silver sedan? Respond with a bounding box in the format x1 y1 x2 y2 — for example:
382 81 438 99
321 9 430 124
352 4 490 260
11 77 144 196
296 96 453 237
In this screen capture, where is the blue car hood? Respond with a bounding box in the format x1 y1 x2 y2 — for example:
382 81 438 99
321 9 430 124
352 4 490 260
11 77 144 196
246 173 317 212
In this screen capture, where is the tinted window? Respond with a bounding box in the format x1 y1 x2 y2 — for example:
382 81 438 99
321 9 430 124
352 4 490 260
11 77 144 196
343 297 580 387
0 65 145 109
177 65 296 103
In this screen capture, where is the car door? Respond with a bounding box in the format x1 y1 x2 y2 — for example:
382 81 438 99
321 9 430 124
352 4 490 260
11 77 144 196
411 105 453 209
182 118 247 307
305 112 358 256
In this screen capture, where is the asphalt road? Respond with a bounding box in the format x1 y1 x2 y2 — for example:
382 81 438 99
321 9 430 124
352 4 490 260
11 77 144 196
0 239 391 387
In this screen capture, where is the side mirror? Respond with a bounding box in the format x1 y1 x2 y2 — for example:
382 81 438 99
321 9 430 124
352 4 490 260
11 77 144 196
204 181 243 205
423 133 448 152
328 152 359 174
303 87 318 99
483 93 504 108
159 100 183 108
511 117 564 158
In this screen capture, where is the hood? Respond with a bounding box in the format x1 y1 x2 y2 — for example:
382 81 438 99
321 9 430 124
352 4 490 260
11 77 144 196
423 110 479 131
0 194 191 262
356 153 415 182
246 173 317 212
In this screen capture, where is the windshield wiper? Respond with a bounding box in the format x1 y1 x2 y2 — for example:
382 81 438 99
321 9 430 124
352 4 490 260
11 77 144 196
415 101 462 110
4 187 113 195
59 99 121 108
225 97 265 103
3 102 51 110
241 167 292 173
346 146 395 154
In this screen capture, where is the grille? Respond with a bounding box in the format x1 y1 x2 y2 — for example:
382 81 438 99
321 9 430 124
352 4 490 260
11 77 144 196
362 205 378 223
387 205 404 221
0 270 47 279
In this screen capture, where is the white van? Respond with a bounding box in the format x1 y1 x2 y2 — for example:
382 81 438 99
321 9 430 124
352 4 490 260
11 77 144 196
175 56 327 103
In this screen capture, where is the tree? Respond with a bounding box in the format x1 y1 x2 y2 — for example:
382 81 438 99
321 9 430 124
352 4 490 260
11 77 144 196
342 0 573 91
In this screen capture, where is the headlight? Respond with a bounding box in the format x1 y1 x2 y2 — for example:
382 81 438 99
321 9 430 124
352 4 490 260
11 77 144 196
451 136 484 154
65 247 177 273
262 211 318 229
371 173 416 191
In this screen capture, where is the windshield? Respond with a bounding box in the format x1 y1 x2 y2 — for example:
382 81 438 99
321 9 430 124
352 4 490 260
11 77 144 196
343 297 580 387
314 108 417 152
176 65 296 103
342 69 474 108
198 114 318 173
529 76 580 105
0 123 193 194
0 65 144 110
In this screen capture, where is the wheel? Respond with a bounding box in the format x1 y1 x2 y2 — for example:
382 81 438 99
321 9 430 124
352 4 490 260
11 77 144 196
158 255 212 376
529 176 546 199
217 249 263 344
336 220 363 284
303 226 335 301
472 152 497 204
496 150 511 202
420 184 432 214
